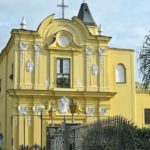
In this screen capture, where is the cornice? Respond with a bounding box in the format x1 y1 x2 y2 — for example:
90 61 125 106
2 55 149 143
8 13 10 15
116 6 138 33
7 89 116 100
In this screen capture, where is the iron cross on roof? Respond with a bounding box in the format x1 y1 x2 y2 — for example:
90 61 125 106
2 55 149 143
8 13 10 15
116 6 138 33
57 0 68 19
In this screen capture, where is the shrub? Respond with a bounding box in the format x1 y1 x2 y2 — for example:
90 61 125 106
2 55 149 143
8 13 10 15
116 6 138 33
81 116 150 150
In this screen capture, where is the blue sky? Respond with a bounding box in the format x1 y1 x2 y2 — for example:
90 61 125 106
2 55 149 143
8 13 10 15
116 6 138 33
0 0 150 81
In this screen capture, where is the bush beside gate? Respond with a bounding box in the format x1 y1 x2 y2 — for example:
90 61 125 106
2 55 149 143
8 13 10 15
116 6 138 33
81 116 150 150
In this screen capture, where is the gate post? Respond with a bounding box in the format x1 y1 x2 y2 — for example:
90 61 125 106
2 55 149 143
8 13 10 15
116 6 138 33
63 123 81 150
46 125 59 150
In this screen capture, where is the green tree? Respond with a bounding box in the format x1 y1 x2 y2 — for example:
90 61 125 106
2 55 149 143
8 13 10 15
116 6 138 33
139 31 150 88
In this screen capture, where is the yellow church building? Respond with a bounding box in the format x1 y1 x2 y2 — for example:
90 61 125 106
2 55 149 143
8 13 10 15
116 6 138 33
0 2 150 150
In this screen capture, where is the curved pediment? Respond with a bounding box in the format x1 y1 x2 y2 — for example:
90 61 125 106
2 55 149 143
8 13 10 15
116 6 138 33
37 14 96 46
45 30 82 52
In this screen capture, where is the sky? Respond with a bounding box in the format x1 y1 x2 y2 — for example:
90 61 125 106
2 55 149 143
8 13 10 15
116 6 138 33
0 0 150 81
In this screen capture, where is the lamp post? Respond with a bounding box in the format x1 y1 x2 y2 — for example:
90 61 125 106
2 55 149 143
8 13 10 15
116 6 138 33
69 100 77 123
48 103 55 126
39 106 45 150
18 106 28 150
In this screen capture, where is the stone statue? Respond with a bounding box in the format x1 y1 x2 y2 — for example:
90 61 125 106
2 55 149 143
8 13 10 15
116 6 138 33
58 96 70 114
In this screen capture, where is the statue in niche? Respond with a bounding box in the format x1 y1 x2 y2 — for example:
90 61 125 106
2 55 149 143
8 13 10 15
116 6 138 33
26 60 34 72
58 96 70 114
91 64 98 76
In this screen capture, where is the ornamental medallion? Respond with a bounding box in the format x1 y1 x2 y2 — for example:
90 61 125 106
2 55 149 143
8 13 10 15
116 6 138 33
26 60 34 72
91 64 98 76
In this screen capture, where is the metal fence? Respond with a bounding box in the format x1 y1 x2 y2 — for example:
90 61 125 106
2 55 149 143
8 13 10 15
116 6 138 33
70 116 137 150
20 116 137 150
19 144 46 150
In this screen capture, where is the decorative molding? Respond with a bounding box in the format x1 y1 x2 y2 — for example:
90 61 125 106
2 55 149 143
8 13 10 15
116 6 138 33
99 48 106 65
26 60 34 72
87 56 91 68
91 64 98 76
19 41 27 65
85 107 95 116
28 116 32 126
86 47 92 55
20 51 25 65
58 96 70 114
99 107 108 115
99 48 105 55
34 42 41 68
77 104 83 114
14 116 18 126
86 48 92 68
20 41 28 51
34 42 41 52
32 105 45 115
35 52 39 67
18 106 28 116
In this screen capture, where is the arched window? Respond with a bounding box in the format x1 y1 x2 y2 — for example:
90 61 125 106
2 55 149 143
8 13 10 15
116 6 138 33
116 64 126 83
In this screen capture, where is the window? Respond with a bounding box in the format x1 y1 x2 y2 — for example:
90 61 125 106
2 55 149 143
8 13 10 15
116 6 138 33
145 109 150 124
57 58 70 88
116 64 126 83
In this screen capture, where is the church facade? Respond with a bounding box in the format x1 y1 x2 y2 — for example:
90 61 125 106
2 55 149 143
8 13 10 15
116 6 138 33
0 2 150 150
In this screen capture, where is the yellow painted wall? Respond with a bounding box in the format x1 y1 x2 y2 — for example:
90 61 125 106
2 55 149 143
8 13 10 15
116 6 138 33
108 49 136 121
0 15 139 150
136 91 150 128
0 42 15 149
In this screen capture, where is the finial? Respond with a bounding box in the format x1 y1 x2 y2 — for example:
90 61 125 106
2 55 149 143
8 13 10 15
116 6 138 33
83 0 85 3
99 24 103 35
57 0 68 19
20 17 27 29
